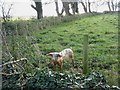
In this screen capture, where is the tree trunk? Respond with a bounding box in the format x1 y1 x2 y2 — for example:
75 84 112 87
71 2 79 14
81 2 87 13
35 2 43 19
118 1 120 11
55 1 63 16
62 2 71 15
111 0 114 11
31 1 43 19
88 1 91 13
107 1 111 11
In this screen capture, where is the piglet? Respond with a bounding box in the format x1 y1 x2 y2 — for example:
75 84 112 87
47 48 74 70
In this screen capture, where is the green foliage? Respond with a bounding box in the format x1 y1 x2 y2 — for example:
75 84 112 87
26 70 107 89
2 74 20 89
2 69 120 89
33 13 118 86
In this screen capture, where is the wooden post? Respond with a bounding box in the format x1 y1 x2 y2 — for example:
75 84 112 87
83 34 89 74
0 22 2 90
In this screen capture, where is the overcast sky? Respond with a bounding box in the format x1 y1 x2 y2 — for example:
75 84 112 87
0 0 119 18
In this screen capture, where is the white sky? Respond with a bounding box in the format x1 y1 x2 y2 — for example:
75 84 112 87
0 0 119 18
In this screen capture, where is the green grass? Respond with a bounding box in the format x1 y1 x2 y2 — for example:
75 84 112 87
31 13 118 86
2 13 118 86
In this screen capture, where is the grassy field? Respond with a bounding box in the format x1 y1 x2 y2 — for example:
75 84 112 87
2 13 119 88
30 13 118 86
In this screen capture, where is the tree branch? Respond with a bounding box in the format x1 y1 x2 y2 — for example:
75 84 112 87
0 72 21 76
1 3 7 22
0 58 27 67
6 3 13 18
31 4 37 11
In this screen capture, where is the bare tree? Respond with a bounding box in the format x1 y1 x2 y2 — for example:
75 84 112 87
62 1 72 15
114 1 118 11
71 2 79 14
111 0 115 11
106 0 118 12
55 0 79 16
107 0 112 11
80 0 87 13
55 0 72 16
111 0 118 11
80 0 92 13
0 1 13 22
118 1 120 11
31 0 43 19
88 0 91 13
55 0 64 16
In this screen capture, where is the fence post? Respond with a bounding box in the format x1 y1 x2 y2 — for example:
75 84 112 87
83 34 89 74
0 22 2 90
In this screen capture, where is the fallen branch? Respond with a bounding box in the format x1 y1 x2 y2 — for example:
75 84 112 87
0 58 27 67
0 72 21 76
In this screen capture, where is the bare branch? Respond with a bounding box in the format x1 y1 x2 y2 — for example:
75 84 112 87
1 3 6 22
0 1 13 22
31 4 37 11
0 72 21 76
6 3 13 18
0 58 27 67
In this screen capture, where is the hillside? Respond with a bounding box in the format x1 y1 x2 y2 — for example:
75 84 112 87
32 13 118 85
2 13 119 89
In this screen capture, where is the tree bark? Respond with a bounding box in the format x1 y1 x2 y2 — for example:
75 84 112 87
107 1 111 11
88 1 91 13
118 2 120 11
71 2 79 14
62 2 71 15
31 1 43 19
111 0 114 11
55 1 63 16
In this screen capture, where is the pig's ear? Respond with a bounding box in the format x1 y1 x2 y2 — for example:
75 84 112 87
57 54 62 57
47 53 53 56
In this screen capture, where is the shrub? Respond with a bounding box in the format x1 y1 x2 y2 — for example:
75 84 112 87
2 68 120 89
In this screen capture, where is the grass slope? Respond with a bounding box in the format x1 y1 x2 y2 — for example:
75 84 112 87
32 13 118 86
